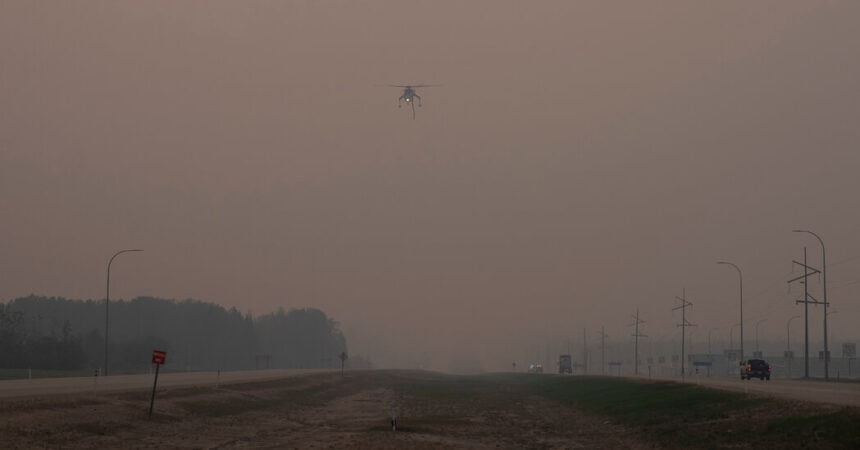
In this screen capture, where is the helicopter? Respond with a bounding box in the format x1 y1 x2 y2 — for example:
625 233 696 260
386 84 440 119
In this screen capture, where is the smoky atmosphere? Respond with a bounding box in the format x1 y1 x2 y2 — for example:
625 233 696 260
2 0 860 381
6 2 860 448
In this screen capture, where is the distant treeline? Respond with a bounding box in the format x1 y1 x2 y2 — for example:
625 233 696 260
0 295 355 374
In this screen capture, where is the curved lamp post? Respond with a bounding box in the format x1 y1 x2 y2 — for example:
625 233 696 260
717 261 744 366
105 249 142 376
755 318 767 353
793 230 828 380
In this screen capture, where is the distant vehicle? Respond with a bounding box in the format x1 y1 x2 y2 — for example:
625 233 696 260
558 354 572 374
742 359 771 380
527 363 544 373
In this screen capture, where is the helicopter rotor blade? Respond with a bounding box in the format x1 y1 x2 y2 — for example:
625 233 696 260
380 84 442 88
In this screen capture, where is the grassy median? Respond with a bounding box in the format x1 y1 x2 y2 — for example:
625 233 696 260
1 370 857 448
408 373 860 449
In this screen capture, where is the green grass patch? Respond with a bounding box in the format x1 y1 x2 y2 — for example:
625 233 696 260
412 373 860 449
523 376 753 425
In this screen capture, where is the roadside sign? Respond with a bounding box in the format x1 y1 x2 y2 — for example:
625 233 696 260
339 352 348 376
844 343 856 358
149 350 167 418
784 350 794 360
152 350 167 365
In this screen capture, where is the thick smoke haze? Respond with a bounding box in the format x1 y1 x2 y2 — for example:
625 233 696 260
2 1 859 371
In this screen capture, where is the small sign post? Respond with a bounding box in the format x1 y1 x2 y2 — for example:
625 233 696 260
149 350 166 418
339 352 348 377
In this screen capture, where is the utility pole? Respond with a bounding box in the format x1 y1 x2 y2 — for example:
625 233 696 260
582 328 588 375
673 289 696 380
629 309 647 376
787 247 822 379
599 326 608 375
793 230 830 380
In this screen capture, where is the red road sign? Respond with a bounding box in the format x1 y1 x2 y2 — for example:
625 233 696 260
152 350 166 365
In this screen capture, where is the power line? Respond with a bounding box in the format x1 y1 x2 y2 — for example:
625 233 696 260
629 309 647 376
787 247 823 379
597 326 608 375
673 288 696 381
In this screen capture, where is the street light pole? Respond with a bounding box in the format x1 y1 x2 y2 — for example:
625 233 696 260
730 323 740 350
105 249 142 376
755 318 767 354
717 261 744 369
793 230 829 380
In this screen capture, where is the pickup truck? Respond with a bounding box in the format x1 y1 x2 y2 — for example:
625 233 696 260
741 359 771 380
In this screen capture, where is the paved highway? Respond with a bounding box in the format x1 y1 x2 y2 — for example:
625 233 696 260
3 370 859 407
0 369 330 399
649 375 860 407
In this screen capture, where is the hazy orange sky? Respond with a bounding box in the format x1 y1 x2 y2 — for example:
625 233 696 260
2 1 859 371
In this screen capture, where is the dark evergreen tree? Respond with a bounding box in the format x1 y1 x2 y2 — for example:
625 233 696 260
1 296 346 374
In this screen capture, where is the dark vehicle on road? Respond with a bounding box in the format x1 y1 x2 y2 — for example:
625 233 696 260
742 359 771 380
558 354 572 374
